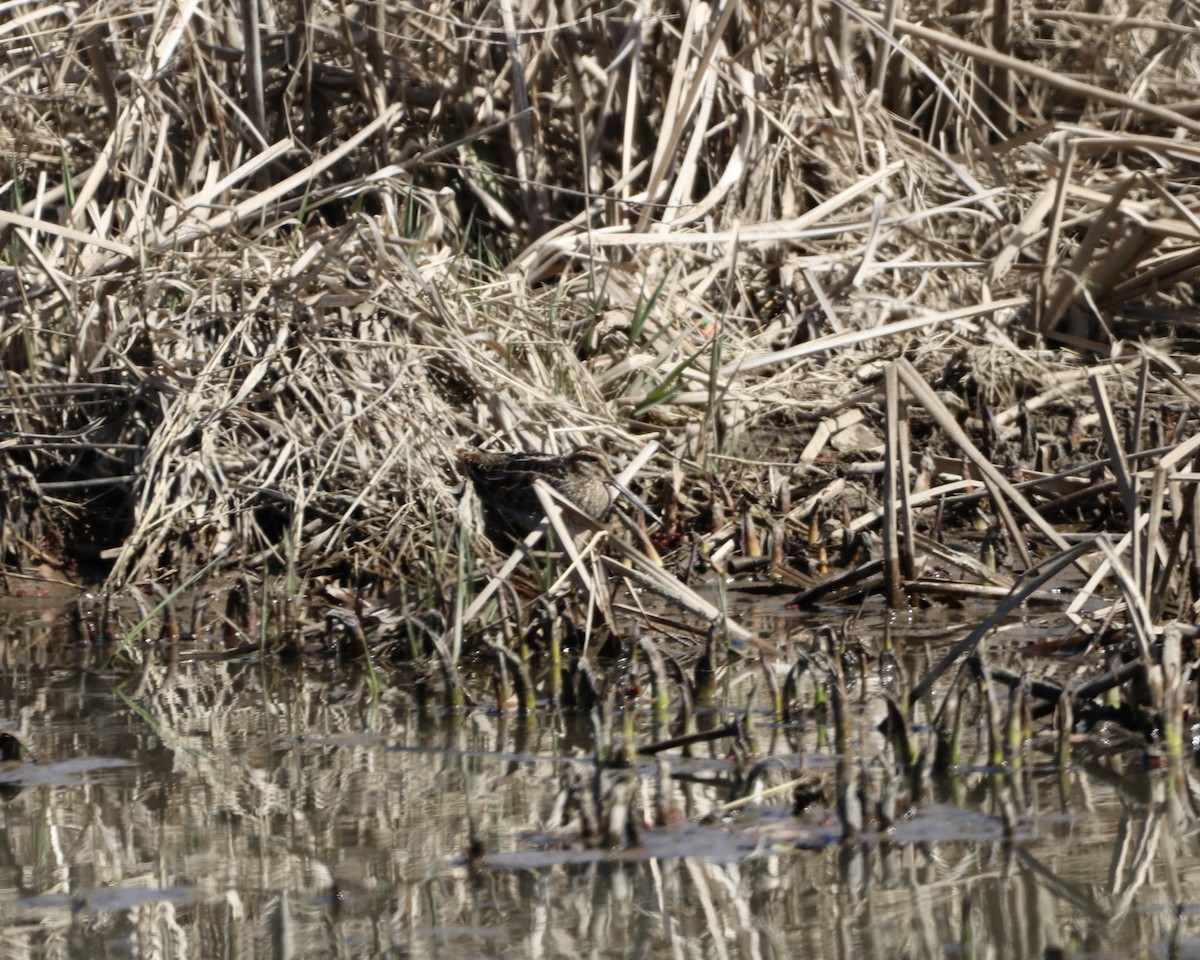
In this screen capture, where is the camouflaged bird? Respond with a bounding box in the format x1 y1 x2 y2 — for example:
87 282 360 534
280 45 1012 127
457 446 614 537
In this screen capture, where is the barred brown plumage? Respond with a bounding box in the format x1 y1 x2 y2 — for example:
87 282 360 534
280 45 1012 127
457 446 613 537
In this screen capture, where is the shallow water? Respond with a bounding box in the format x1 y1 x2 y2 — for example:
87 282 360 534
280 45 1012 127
0 619 1197 959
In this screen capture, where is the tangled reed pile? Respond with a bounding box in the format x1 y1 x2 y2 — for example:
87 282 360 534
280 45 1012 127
2 1 1200 688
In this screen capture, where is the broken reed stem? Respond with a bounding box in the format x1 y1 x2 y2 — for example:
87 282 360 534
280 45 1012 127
1093 537 1155 659
600 540 762 649
988 0 1013 136
1089 374 1141 562
909 540 1096 707
1044 174 1138 331
534 482 616 631
896 358 1074 568
1131 356 1152 606
882 363 905 609
896 376 916 583
1145 433 1200 621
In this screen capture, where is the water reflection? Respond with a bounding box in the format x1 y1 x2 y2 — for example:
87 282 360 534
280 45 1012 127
0 660 1194 959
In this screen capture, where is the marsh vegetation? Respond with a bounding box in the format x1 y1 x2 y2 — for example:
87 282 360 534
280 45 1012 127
4 0 1200 954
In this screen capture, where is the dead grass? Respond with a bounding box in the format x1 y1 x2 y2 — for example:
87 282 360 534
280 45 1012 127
2 0 1200 692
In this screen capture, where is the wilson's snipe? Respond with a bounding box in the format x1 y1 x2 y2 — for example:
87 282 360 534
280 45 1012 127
457 446 614 537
